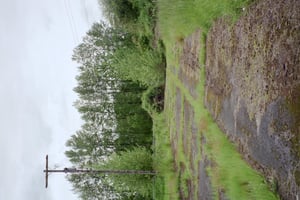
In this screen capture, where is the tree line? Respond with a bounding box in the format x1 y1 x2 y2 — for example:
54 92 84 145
65 0 165 199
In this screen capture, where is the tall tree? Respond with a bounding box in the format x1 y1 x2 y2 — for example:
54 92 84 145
66 19 156 200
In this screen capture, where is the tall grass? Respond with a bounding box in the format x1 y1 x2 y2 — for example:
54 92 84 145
158 0 250 41
152 112 179 200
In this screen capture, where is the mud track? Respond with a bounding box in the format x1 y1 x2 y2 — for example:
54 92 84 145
205 0 300 199
169 0 299 199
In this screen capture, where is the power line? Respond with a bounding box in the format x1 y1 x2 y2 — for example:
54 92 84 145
66 0 80 41
63 0 79 44
82 0 91 26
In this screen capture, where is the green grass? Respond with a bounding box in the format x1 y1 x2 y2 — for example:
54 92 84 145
152 112 179 200
133 0 156 39
158 0 250 40
152 0 279 199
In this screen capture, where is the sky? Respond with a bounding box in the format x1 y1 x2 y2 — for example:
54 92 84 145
0 0 103 199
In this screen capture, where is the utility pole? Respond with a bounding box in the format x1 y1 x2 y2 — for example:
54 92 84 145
43 154 156 188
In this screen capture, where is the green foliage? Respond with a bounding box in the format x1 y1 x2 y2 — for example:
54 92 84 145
65 0 167 198
67 18 158 199
158 0 251 41
112 47 165 87
113 82 153 152
152 113 177 200
97 147 154 198
98 0 139 25
67 173 117 200
73 21 131 68
98 0 156 40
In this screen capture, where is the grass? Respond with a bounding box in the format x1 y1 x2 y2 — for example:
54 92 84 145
158 0 250 42
151 0 279 199
152 112 179 200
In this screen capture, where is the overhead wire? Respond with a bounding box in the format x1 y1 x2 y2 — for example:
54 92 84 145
63 0 79 44
66 0 80 42
82 0 91 26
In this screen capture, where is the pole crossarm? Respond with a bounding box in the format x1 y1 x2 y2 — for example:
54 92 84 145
43 154 156 188
45 155 49 188
44 168 156 175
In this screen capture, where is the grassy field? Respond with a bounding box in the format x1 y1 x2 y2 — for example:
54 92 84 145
152 0 279 199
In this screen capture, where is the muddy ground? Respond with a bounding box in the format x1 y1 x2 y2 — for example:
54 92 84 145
170 29 216 199
169 0 300 199
205 0 300 199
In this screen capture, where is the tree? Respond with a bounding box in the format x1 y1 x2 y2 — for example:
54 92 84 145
111 47 165 87
98 0 139 26
66 17 160 200
97 147 154 199
65 127 114 167
67 173 118 200
72 21 131 67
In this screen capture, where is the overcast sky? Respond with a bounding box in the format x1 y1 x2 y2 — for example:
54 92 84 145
0 0 103 199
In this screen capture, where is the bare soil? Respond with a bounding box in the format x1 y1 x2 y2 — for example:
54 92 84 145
179 29 201 99
205 0 300 199
169 0 300 199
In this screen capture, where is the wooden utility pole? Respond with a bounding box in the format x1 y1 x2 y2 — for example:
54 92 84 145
43 155 156 188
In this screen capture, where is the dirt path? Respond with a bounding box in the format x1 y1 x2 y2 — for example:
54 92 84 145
165 0 299 199
168 30 215 199
205 0 300 198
